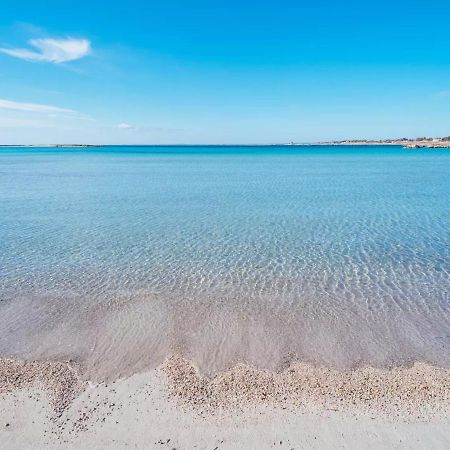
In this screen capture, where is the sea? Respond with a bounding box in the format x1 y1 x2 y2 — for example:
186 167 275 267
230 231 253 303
0 145 449 379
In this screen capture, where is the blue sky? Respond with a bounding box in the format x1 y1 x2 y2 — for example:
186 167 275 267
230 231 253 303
1 0 450 144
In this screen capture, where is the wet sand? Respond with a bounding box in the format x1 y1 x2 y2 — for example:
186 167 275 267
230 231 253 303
1 356 450 449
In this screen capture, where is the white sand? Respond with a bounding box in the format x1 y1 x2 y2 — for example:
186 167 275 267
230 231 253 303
1 360 450 449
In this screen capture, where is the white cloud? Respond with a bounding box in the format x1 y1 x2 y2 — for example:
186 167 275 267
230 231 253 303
0 98 77 114
117 123 137 130
0 38 91 63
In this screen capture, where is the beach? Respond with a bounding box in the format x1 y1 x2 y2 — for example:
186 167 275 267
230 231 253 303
0 145 449 447
1 356 450 449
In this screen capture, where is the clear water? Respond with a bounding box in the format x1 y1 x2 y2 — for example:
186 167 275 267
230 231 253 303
0 145 449 379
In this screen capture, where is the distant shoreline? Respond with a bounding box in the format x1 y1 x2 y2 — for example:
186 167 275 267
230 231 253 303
316 139 450 148
1 140 450 148
0 144 101 148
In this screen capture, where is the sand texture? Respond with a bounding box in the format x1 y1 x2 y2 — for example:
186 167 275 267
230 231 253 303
1 356 450 449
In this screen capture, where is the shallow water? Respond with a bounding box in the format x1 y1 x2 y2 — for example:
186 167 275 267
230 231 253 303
0 145 449 379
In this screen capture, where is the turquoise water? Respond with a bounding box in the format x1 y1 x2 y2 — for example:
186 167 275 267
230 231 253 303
0 145 449 378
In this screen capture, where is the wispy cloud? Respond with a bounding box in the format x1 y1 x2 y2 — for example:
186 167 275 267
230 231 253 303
116 123 185 135
117 123 137 130
434 90 450 98
0 38 91 63
0 98 77 114
0 115 53 129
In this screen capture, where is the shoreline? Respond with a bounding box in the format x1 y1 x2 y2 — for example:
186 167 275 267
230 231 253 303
317 141 450 148
1 141 449 148
1 356 450 448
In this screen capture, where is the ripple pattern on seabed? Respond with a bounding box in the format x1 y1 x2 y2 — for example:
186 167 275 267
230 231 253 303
0 146 449 379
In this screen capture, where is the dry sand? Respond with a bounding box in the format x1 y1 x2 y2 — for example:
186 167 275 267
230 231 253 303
1 356 450 449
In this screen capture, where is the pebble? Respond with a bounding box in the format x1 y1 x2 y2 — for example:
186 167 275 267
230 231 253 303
161 355 450 418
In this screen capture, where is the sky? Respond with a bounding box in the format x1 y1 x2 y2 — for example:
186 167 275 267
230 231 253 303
0 0 450 144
